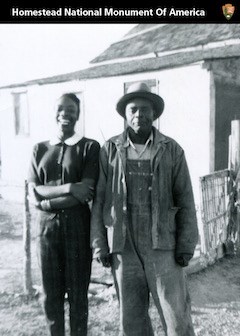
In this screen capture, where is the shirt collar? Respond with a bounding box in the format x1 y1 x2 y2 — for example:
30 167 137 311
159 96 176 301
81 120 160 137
124 130 153 149
49 132 83 146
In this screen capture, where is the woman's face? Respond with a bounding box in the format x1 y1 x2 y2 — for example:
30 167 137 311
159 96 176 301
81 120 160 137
56 96 79 137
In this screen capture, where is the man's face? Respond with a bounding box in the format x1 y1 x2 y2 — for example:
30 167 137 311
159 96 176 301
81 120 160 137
125 98 154 134
56 96 79 135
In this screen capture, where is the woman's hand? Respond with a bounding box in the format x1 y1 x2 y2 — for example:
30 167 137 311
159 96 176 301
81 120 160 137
70 182 94 204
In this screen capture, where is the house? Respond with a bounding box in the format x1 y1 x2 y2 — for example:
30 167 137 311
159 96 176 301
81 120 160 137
0 23 240 214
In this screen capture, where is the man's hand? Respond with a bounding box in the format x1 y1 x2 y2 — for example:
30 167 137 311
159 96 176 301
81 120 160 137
70 182 94 204
96 252 112 268
175 253 193 267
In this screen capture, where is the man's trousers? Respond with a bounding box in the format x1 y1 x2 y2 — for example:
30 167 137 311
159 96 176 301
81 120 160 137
111 206 195 336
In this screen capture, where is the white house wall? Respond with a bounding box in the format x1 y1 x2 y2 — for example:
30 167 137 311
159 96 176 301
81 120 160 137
159 64 211 208
0 89 33 186
0 64 210 210
0 80 86 186
83 77 125 142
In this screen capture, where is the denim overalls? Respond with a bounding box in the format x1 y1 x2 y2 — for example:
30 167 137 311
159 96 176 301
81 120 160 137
127 159 153 254
111 154 195 336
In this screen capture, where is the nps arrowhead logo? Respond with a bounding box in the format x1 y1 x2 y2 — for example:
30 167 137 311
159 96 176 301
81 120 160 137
222 3 235 20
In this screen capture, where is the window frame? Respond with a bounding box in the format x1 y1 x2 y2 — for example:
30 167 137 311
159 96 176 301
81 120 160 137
12 91 30 137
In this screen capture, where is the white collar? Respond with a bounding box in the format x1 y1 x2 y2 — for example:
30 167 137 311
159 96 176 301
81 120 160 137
49 132 83 146
125 131 153 149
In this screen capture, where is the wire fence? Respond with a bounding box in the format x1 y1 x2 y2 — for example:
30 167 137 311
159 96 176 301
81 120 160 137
199 169 233 258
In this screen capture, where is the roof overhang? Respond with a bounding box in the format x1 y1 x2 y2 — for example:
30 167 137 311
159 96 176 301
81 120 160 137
1 44 240 90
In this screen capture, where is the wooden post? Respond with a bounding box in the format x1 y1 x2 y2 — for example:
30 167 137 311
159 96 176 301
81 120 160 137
229 120 240 246
23 179 33 296
229 120 240 175
228 134 232 170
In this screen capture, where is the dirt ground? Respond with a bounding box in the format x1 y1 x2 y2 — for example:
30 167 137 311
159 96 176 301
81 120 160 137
1 198 240 335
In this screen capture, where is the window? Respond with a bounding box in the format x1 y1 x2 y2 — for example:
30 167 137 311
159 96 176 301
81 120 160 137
124 79 158 95
12 92 29 136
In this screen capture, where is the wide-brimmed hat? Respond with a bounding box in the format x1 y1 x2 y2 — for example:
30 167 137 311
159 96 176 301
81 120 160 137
116 82 164 120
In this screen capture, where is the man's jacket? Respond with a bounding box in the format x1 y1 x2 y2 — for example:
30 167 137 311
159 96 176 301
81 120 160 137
91 127 199 256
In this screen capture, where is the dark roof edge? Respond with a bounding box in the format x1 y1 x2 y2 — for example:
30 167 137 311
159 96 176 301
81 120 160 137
1 45 240 90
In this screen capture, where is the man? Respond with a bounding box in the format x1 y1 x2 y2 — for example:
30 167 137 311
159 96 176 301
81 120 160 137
28 93 100 336
91 82 199 335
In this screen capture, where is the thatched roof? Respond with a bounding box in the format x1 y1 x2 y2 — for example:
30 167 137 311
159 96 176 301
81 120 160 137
91 24 240 63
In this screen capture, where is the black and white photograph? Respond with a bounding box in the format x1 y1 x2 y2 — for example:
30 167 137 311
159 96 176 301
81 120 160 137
1 6 240 335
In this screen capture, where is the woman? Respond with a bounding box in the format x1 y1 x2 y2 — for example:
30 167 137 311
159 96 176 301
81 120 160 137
28 93 100 336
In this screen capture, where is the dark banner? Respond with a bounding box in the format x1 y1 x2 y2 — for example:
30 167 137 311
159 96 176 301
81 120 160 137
1 1 240 23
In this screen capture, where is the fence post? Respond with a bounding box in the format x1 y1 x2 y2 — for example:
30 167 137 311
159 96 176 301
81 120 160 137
229 120 240 174
23 179 33 296
229 120 240 246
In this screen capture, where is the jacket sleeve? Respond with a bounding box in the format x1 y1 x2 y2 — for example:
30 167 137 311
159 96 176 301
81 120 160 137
172 149 199 256
90 144 109 257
